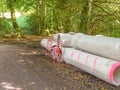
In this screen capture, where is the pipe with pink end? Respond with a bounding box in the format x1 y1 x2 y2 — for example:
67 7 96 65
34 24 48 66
41 39 120 86
63 48 120 86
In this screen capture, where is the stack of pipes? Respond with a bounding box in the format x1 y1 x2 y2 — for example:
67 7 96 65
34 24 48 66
40 32 120 86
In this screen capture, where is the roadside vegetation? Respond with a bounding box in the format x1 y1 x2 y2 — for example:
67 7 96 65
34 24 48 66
0 0 120 38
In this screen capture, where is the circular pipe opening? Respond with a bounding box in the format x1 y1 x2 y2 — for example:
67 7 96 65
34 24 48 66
109 62 120 86
113 66 120 85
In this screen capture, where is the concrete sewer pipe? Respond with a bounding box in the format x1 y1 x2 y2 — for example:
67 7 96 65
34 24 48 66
41 38 120 86
54 33 120 61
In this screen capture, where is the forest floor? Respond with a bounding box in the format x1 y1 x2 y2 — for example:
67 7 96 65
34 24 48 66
0 35 120 90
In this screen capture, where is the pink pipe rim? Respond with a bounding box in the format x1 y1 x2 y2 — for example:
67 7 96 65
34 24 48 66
108 62 120 84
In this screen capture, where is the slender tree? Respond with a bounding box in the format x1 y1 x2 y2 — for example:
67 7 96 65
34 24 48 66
51 0 54 31
80 0 92 34
8 0 19 30
43 0 46 32
36 0 40 34
1 1 5 19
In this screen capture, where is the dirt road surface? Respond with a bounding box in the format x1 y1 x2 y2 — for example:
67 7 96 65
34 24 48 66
0 40 120 90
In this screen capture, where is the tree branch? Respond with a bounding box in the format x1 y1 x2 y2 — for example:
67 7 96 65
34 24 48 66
93 3 118 20
93 1 120 5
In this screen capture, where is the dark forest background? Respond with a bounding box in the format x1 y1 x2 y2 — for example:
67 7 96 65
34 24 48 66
0 0 120 38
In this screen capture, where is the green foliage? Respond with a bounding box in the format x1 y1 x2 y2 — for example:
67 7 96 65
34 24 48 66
111 30 120 37
16 15 27 28
1 0 120 37
13 0 35 12
0 18 24 38
0 18 12 35
24 14 37 34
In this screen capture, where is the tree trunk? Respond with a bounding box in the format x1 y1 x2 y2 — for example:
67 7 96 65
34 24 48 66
80 0 92 34
43 0 46 32
53 9 60 32
1 1 5 19
9 0 19 30
51 2 54 31
87 0 93 34
36 0 40 34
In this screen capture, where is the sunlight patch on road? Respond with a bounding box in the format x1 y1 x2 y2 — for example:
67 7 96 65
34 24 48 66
18 59 25 63
28 82 35 85
28 61 34 64
20 51 37 55
0 82 22 90
10 49 15 51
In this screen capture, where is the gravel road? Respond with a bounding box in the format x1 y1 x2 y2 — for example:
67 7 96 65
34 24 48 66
0 41 120 90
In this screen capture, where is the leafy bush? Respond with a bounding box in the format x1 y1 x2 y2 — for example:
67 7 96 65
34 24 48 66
24 14 37 34
0 18 12 36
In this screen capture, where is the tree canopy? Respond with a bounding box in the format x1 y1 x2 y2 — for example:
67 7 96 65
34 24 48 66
0 0 120 37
